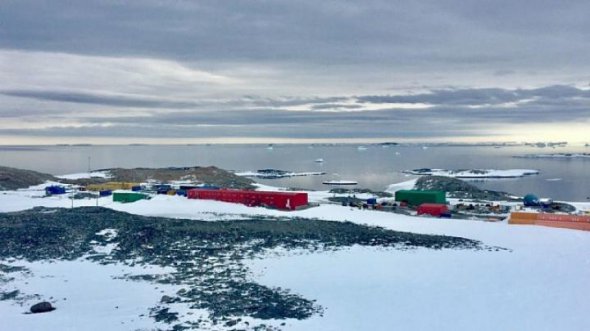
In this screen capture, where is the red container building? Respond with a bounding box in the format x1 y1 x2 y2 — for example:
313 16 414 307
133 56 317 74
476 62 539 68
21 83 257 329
187 189 308 210
417 203 449 217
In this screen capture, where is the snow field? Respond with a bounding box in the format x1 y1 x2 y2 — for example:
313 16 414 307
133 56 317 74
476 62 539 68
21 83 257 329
0 260 182 331
1 180 589 330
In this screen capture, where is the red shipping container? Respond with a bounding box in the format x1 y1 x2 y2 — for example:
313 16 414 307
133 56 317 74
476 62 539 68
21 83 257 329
187 189 308 210
417 203 449 217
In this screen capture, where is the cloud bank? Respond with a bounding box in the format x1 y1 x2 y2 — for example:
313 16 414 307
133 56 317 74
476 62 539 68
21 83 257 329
1 1 589 143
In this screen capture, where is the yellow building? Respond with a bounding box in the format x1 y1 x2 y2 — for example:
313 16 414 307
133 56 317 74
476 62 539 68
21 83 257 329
86 182 140 191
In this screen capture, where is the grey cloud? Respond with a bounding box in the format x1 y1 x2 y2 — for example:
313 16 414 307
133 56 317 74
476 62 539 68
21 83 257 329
494 70 516 77
2 1 589 143
2 0 589 71
358 88 520 106
0 90 203 109
0 122 491 140
0 89 348 111
357 85 590 107
9 85 588 117
311 104 363 110
2 85 589 139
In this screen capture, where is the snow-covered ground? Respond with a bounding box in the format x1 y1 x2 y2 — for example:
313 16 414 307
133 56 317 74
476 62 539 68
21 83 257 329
385 178 417 193
403 168 540 178
246 237 590 331
0 260 183 331
1 180 590 330
1 180 588 225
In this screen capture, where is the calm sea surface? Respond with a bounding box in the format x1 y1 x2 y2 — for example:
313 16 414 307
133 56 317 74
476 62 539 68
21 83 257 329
0 144 588 201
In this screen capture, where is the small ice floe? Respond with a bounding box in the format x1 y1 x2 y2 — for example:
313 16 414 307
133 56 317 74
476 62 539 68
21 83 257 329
315 158 324 163
56 171 112 180
546 178 562 182
357 146 367 151
403 168 540 179
322 180 358 185
236 169 326 179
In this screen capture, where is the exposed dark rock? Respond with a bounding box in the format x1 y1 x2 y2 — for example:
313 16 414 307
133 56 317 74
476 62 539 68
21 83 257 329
63 166 255 189
160 295 175 304
329 188 392 198
414 176 512 201
1 290 19 301
30 301 55 313
0 264 27 273
0 166 56 191
225 319 239 327
151 307 178 323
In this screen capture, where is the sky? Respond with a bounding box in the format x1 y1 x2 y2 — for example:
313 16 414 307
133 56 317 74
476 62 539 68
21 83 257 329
1 0 589 144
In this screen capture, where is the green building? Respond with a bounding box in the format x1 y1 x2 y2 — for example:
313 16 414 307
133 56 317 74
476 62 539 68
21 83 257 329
113 192 149 203
395 190 446 206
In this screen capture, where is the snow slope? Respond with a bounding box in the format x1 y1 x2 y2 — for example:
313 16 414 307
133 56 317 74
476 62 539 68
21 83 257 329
1 182 590 331
247 236 589 331
385 179 417 193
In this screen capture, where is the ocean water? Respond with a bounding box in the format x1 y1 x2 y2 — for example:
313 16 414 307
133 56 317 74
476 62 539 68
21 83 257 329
0 144 588 201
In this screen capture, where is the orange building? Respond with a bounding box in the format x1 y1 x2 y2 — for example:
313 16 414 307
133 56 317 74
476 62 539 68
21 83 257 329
509 212 590 231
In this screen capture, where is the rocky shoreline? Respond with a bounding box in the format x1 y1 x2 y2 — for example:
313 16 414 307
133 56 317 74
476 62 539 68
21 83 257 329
0 166 255 191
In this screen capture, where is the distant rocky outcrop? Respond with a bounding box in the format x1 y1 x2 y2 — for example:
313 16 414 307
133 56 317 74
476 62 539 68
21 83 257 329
0 166 56 191
86 166 255 189
1 165 255 190
414 176 512 201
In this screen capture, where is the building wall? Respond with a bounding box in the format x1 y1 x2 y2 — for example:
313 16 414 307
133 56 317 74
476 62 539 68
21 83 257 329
417 203 449 217
187 189 308 210
395 190 446 205
113 192 148 203
87 182 140 191
510 212 590 231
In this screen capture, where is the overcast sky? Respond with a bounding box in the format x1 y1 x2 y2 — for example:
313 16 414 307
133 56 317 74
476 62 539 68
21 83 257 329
1 0 589 144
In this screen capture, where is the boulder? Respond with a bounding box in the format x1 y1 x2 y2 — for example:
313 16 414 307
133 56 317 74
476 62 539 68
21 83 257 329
160 295 175 304
30 301 55 313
